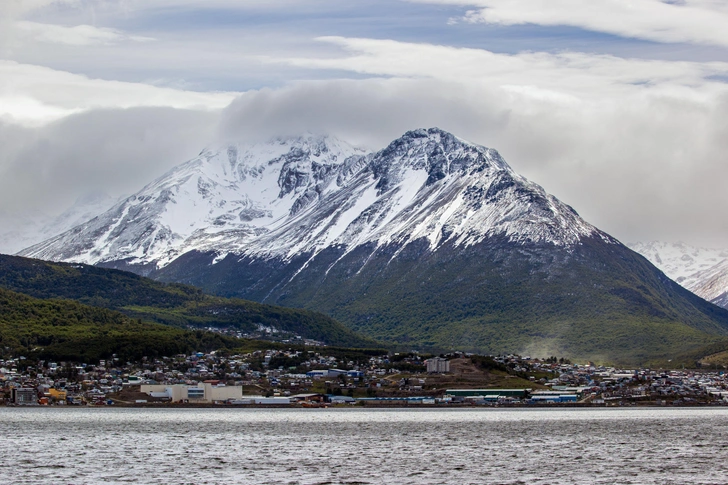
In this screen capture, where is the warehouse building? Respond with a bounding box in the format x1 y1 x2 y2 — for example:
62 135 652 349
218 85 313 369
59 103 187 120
445 389 530 398
141 382 243 403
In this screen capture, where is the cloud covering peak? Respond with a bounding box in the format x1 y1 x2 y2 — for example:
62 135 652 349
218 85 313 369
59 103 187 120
1 0 728 249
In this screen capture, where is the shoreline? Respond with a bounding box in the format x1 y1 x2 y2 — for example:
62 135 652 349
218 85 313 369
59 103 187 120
6 402 728 409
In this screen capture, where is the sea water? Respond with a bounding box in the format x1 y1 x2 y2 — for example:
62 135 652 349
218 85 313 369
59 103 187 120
1 407 727 484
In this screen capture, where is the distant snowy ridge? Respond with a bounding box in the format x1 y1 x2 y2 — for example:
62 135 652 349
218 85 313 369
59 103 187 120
688 259 728 308
20 128 609 271
628 241 728 308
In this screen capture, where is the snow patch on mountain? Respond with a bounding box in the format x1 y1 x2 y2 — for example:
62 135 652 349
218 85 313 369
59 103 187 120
687 259 728 307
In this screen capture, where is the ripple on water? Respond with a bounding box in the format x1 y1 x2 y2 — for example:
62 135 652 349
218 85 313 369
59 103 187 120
1 408 728 484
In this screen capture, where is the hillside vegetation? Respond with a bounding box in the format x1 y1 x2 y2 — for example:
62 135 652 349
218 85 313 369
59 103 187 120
0 255 376 348
156 237 728 366
0 287 237 362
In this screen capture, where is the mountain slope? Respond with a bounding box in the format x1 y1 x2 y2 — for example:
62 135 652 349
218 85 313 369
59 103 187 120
0 286 237 362
20 128 728 364
157 233 728 365
0 254 376 348
20 129 599 271
20 135 367 271
627 241 728 309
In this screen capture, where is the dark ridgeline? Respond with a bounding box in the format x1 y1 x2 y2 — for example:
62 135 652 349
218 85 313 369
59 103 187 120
0 254 377 352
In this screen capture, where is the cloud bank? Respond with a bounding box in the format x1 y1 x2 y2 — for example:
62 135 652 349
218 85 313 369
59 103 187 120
0 61 237 126
219 76 728 247
1 1 728 251
3 32 728 248
0 107 218 217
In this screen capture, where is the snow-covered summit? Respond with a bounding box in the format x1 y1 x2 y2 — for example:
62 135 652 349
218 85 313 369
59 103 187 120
20 128 608 271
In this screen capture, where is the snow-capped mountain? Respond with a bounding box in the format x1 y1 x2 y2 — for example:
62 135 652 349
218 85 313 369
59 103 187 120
20 128 605 270
627 241 728 308
0 192 116 255
21 134 365 268
627 241 728 288
19 128 728 362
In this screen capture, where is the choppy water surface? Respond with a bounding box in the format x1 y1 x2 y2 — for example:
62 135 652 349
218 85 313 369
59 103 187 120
1 407 728 484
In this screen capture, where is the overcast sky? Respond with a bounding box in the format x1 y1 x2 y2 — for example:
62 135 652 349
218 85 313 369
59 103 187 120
1 0 728 247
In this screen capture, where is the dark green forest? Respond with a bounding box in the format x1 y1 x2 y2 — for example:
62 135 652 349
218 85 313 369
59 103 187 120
0 255 375 348
0 287 238 362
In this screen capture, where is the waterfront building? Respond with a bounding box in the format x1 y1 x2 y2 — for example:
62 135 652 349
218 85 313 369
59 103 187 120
12 388 37 405
141 383 243 403
445 389 530 398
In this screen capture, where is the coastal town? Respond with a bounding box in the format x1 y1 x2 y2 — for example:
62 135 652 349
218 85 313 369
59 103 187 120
3 349 728 407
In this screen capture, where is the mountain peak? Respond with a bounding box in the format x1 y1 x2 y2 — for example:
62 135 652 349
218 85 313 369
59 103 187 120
373 128 506 192
384 127 472 154
20 129 606 269
400 126 455 140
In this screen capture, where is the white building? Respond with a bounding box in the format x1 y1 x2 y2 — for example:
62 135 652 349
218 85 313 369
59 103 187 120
141 383 243 403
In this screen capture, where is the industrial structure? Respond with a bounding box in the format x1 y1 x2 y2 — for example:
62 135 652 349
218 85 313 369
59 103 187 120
141 382 243 403
426 358 450 373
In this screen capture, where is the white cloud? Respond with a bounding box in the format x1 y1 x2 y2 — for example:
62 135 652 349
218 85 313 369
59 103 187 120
410 0 728 48
0 61 238 125
15 21 155 46
0 1 153 60
0 107 219 216
0 1 79 49
0 0 77 18
269 36 728 100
